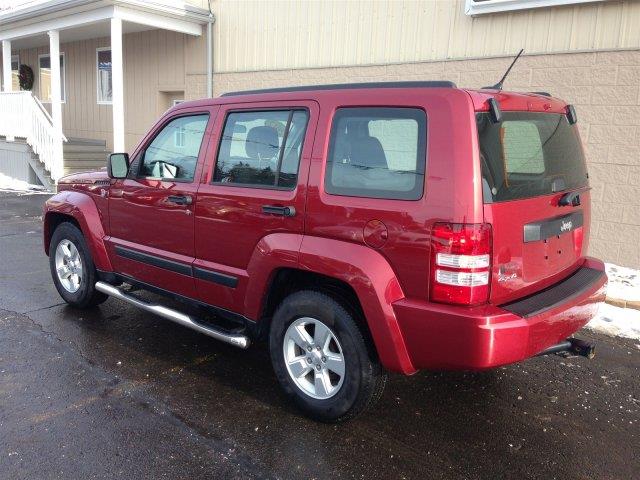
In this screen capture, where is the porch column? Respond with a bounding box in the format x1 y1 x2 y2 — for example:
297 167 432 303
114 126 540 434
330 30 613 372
48 30 64 180
2 40 12 92
111 17 125 152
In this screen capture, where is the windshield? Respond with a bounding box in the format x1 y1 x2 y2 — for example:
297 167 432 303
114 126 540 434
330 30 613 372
476 111 588 203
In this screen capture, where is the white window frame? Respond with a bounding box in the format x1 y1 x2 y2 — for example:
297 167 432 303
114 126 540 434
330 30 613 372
38 52 66 103
172 101 185 148
464 0 604 16
174 126 186 148
96 47 112 105
11 54 19 90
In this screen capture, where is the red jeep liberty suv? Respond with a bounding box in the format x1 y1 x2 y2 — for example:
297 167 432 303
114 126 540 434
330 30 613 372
44 82 607 422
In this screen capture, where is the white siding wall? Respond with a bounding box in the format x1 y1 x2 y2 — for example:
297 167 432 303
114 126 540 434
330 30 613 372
185 0 640 73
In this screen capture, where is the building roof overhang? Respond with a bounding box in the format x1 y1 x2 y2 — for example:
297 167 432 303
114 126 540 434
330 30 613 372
0 0 212 47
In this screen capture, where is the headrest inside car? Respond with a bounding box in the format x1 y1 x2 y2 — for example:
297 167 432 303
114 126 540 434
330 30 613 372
246 126 280 160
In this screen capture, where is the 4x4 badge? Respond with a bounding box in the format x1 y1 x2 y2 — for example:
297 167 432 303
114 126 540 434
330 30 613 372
560 220 573 232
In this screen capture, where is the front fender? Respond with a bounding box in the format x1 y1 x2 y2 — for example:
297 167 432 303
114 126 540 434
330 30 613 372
43 191 113 271
298 236 416 375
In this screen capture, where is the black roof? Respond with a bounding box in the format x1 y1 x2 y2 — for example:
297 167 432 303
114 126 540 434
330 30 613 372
221 81 457 97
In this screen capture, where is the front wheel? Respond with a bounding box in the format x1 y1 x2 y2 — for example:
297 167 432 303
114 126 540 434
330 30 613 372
49 222 108 308
269 290 387 422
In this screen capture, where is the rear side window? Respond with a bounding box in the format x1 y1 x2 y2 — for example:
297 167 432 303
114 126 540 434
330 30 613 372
214 110 309 189
325 107 427 200
477 112 588 203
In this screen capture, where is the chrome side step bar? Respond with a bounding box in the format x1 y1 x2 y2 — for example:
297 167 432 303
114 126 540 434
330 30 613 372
95 281 250 349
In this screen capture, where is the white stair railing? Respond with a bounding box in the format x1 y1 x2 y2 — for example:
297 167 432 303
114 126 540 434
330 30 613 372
0 91 67 181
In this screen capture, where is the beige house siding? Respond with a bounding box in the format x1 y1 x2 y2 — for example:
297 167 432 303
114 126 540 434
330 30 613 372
198 0 640 73
9 29 187 151
1 1 639 267
182 49 640 268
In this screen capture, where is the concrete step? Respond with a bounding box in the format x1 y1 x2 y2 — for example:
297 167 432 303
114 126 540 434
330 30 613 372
63 144 109 154
26 155 55 192
65 137 107 147
64 162 107 170
64 152 110 161
63 167 107 177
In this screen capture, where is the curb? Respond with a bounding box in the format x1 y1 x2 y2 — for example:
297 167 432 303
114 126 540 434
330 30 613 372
605 297 640 311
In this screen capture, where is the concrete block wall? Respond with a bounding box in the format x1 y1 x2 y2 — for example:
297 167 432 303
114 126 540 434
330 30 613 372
185 49 640 268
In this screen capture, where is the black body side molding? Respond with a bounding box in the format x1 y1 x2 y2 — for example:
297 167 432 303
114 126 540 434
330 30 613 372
114 245 239 288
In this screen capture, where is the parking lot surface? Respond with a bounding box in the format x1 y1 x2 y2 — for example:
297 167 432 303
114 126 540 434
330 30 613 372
0 192 638 479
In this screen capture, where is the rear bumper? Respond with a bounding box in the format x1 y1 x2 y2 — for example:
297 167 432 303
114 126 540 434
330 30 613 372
393 257 607 371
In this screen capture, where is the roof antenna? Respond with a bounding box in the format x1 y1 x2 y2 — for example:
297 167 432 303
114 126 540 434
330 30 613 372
484 49 524 90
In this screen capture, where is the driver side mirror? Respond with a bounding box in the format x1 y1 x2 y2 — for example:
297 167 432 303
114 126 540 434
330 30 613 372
108 153 130 179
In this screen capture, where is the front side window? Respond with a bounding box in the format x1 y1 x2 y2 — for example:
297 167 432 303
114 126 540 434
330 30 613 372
325 107 427 200
39 54 65 102
97 48 112 103
214 109 309 189
139 114 209 181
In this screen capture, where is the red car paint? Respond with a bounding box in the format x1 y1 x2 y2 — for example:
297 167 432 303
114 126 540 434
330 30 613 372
44 84 607 375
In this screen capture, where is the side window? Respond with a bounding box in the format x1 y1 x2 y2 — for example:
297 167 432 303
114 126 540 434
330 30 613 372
325 107 427 200
214 110 309 189
139 114 209 181
501 121 545 174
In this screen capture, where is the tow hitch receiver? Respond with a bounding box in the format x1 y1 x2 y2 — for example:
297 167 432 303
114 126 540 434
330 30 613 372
535 338 596 359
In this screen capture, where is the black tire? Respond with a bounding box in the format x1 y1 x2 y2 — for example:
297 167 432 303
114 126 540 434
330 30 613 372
49 222 108 308
269 290 387 422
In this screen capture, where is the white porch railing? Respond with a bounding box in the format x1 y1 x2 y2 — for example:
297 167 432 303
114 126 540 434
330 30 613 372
0 91 67 181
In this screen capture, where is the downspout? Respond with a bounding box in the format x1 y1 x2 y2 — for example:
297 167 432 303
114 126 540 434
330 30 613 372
206 6 215 98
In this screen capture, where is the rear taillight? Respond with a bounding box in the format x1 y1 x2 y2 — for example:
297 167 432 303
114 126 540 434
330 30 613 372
430 223 492 306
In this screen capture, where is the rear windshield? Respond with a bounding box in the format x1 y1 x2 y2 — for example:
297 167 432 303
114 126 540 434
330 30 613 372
476 112 588 203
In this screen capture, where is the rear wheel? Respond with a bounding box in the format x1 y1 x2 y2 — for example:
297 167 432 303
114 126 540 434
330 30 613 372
49 222 108 308
269 290 387 422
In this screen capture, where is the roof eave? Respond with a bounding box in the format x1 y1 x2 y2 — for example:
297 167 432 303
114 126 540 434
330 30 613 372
0 0 212 27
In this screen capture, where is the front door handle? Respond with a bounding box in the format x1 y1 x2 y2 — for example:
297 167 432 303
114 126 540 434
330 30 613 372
262 205 296 217
167 195 193 206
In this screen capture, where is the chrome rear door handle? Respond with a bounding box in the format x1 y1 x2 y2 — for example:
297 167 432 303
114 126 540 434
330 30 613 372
262 205 296 217
167 195 193 206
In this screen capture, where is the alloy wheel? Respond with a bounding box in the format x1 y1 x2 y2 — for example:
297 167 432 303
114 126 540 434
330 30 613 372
54 239 83 293
283 317 346 399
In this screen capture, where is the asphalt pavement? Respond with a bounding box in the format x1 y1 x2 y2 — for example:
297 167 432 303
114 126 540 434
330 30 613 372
0 191 638 480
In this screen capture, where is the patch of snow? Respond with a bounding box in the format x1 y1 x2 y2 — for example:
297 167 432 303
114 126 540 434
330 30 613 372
605 263 640 302
586 302 640 341
0 173 47 194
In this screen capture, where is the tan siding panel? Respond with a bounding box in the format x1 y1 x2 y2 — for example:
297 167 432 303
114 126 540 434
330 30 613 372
206 49 640 268
11 29 187 151
212 0 640 73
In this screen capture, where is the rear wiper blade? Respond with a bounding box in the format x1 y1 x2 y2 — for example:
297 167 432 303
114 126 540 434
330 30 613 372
558 190 581 207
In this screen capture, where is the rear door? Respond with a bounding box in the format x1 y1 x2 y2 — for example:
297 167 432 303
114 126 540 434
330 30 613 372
478 111 590 304
193 100 318 312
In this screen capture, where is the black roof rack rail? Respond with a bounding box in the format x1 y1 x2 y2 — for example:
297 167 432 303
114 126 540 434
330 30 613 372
221 81 457 97
530 91 552 97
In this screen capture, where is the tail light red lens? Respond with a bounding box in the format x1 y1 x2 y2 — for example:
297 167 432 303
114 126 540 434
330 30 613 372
430 223 492 305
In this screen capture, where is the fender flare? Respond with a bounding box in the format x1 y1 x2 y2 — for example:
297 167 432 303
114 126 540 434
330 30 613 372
43 191 113 271
244 233 416 375
298 236 416 374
